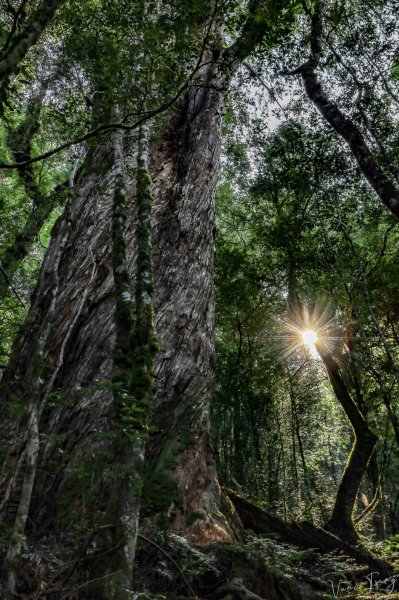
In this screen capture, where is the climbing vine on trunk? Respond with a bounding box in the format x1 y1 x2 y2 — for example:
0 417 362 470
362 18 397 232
103 110 157 598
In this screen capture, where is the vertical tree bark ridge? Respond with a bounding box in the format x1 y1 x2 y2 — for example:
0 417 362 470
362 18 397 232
147 57 235 542
0 144 116 529
102 110 139 598
0 0 66 84
316 342 377 544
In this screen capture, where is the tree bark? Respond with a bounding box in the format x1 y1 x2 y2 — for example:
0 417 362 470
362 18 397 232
145 57 235 541
0 6 300 592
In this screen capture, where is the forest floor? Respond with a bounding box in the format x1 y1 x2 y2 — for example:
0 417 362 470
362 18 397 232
9 526 399 599
133 531 399 600
9 495 399 599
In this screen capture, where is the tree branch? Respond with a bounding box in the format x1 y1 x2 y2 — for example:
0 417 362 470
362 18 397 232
0 264 25 306
292 0 399 219
1 0 29 57
0 0 66 84
0 57 221 170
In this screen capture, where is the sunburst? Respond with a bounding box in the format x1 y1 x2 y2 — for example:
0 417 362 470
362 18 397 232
302 329 318 347
275 302 342 362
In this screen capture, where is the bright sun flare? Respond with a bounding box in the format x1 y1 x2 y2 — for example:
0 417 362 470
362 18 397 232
277 303 339 362
302 329 318 347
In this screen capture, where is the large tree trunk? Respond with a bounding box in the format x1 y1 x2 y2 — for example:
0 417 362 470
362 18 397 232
146 67 234 541
0 58 235 551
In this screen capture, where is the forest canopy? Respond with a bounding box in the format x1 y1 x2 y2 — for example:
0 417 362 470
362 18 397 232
0 0 399 598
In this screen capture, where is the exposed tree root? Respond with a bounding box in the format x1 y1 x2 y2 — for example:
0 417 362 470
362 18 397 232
226 489 394 577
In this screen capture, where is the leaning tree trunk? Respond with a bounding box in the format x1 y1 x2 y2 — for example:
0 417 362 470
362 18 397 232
0 56 237 565
315 341 377 545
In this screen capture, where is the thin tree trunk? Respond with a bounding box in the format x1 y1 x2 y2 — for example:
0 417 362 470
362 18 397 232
232 321 244 484
289 386 300 505
290 386 313 507
346 327 385 539
4 406 39 598
276 401 288 521
93 111 157 598
316 342 377 544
